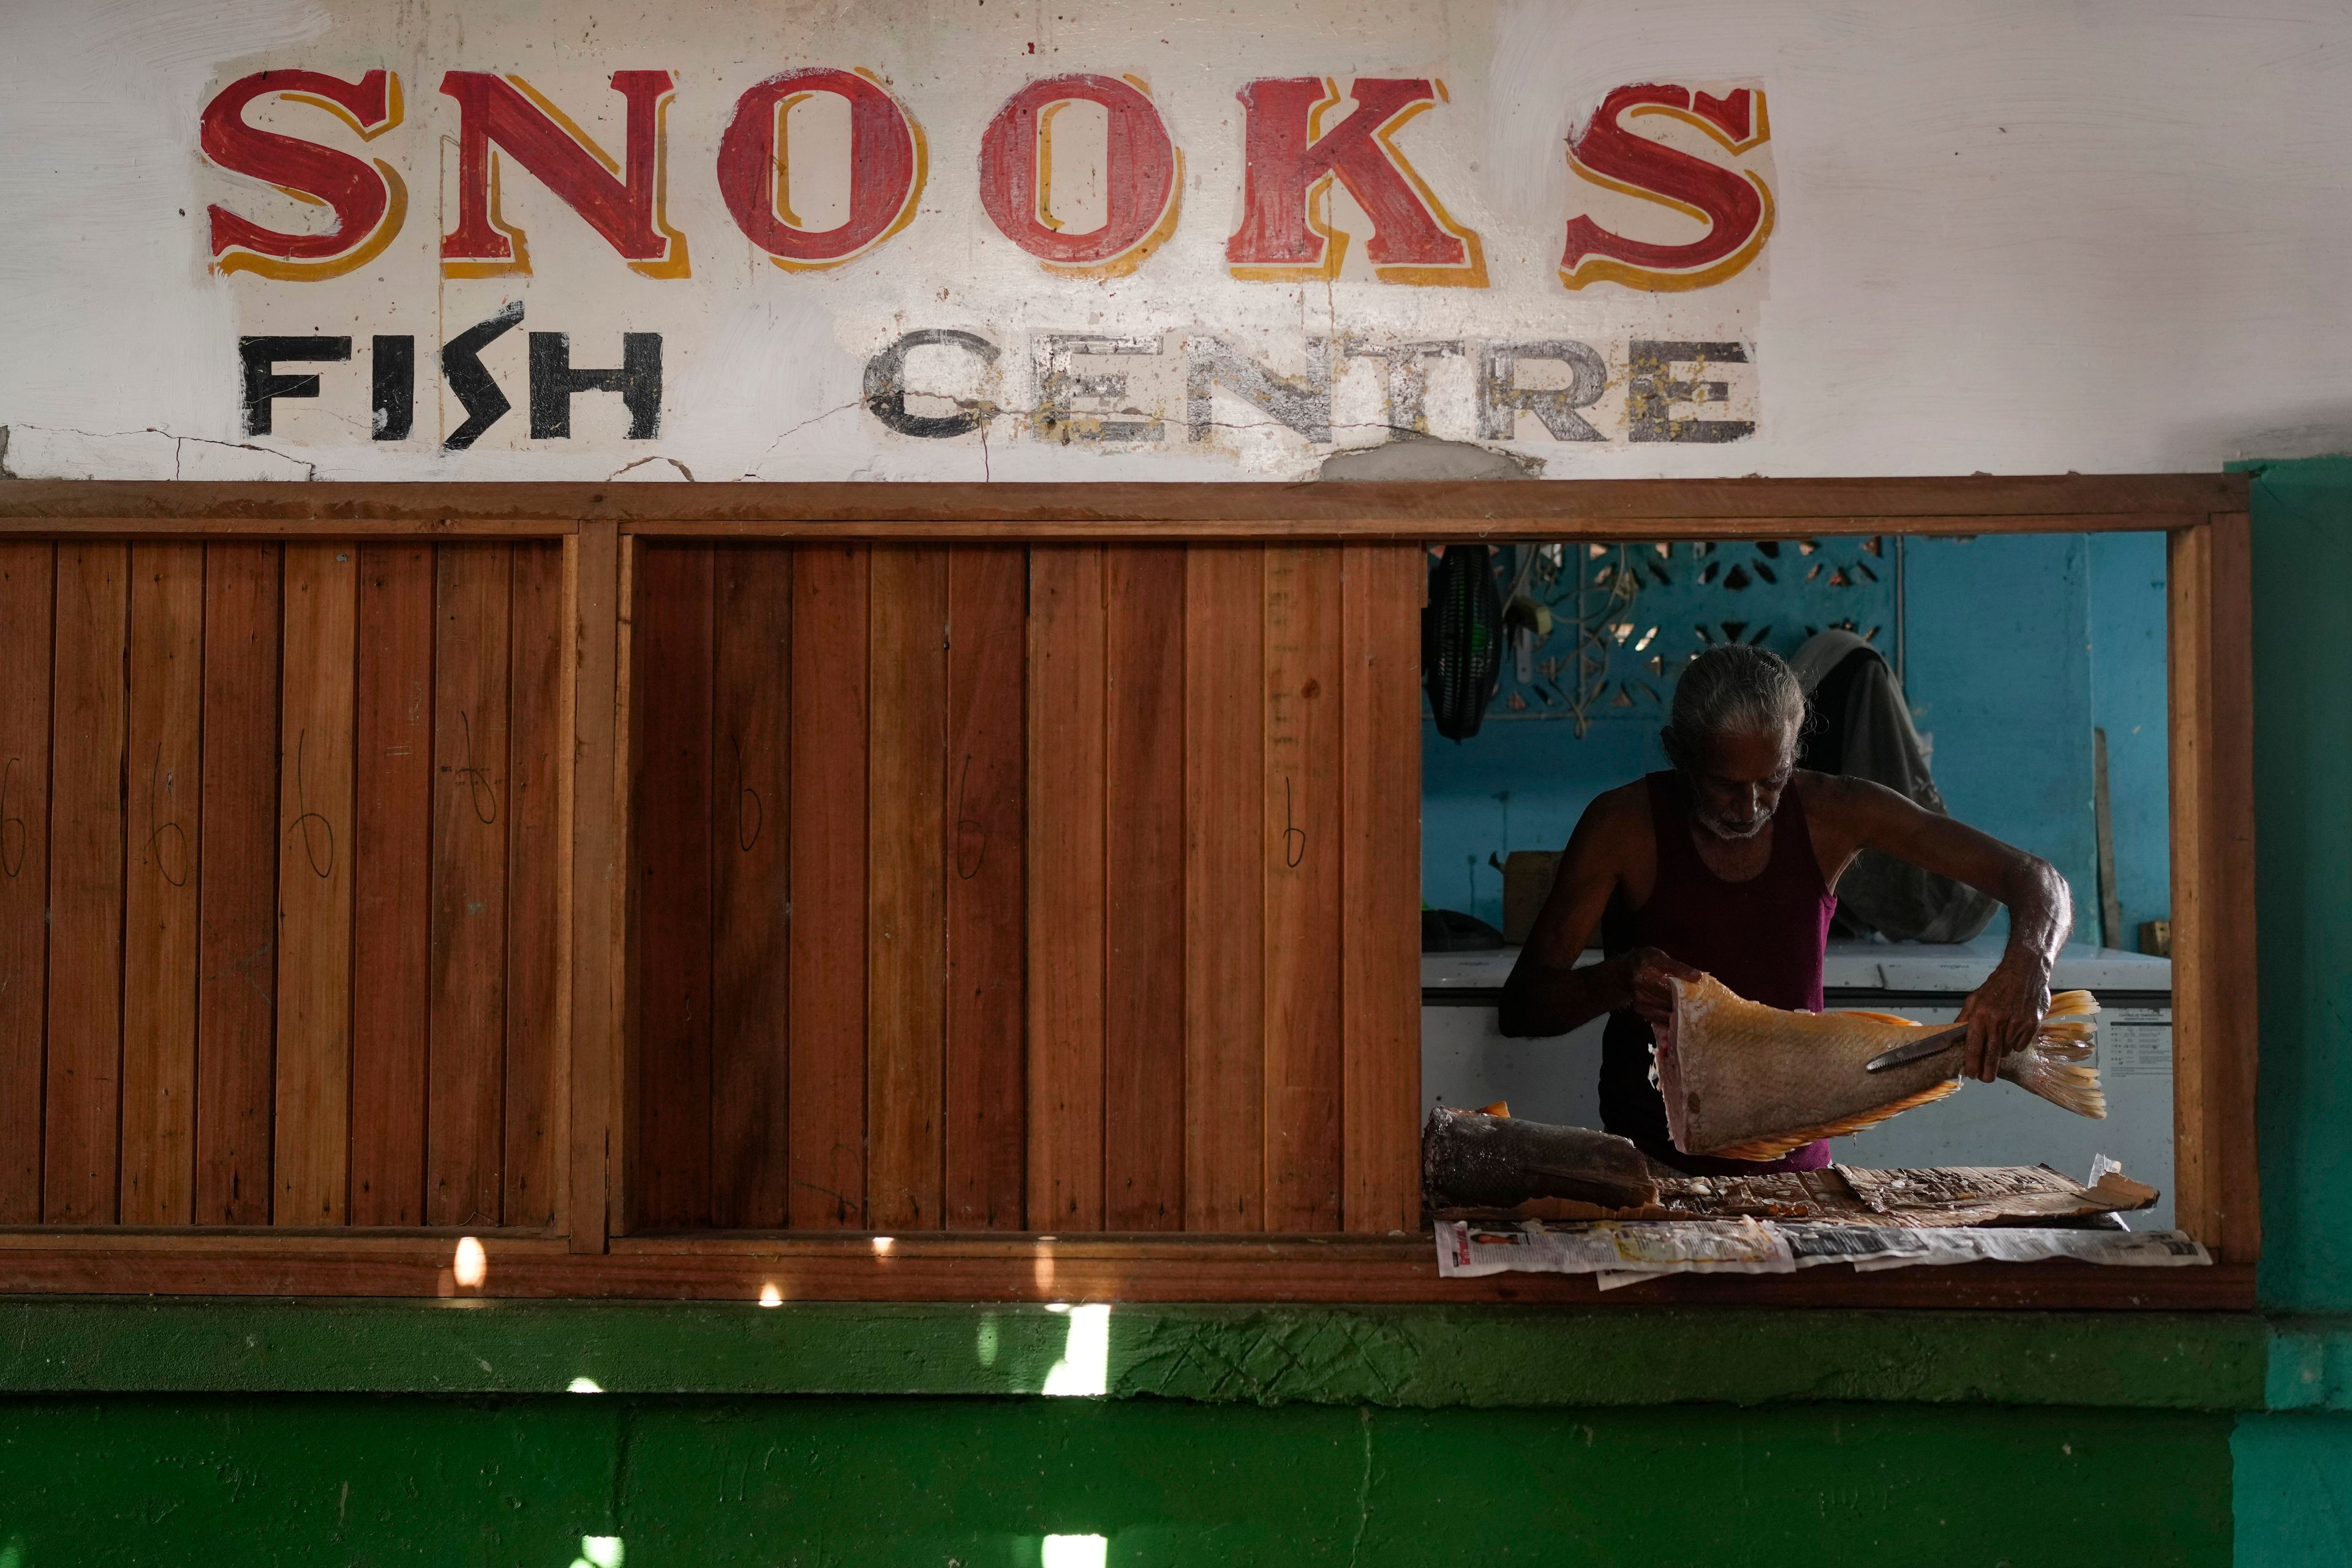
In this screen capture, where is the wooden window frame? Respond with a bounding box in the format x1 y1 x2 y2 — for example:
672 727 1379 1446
0 473 2256 1308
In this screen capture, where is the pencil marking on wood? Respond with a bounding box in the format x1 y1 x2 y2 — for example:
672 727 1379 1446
142 744 192 888
0 759 24 880
285 730 337 879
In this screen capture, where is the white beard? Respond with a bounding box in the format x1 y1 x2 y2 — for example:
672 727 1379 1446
1696 807 1773 842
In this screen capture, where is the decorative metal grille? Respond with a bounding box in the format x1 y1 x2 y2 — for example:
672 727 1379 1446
1485 538 1898 733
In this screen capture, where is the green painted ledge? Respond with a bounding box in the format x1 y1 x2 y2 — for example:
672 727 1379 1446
0 1298 2268 1411
2266 1316 2352 1411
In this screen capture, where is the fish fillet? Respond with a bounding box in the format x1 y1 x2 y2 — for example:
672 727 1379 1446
1656 974 2106 1161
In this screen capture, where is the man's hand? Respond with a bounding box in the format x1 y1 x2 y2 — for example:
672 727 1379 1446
1624 948 1705 1027
1956 963 2052 1081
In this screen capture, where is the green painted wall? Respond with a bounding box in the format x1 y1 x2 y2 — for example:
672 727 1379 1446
2233 1414 2352 1566
0 1300 2265 1408
2234 455 2352 1567
0 1394 2234 1567
2247 456 2352 1316
0 1302 2267 1566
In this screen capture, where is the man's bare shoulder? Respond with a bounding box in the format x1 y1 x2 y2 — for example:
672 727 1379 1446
1793 770 1911 824
1580 778 1651 835
1567 778 1653 864
1796 771 1910 809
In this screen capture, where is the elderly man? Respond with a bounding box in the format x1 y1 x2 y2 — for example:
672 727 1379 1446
1498 644 2071 1174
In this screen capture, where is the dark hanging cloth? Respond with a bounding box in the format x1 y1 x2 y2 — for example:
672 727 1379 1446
1789 630 1997 944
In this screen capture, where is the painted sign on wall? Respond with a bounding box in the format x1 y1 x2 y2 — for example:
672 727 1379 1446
13 0 2349 484
205 72 1771 292
194 46 1773 472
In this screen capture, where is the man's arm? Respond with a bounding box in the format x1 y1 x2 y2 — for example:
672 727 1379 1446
1811 775 2073 1082
1498 788 1700 1038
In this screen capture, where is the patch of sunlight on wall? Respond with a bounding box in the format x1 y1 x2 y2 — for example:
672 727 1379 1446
1042 1534 1108 1568
1041 1303 1110 1396
570 1536 624 1568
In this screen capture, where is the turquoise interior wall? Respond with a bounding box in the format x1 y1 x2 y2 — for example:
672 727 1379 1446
1901 533 2097 937
2089 530 2173 941
1423 533 2165 941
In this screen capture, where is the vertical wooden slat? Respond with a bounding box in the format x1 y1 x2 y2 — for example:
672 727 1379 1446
505 542 568 1229
121 545 204 1225
43 545 127 1223
351 544 434 1226
2206 511 2260 1266
630 545 715 1231
1183 546 1266 1233
612 537 644 1240
1341 544 1423 1234
1027 546 1106 1232
616 538 645 1238
788 545 870 1229
273 545 357 1226
2171 515 2259 1264
1263 546 1344 1232
868 546 949 1231
944 546 1027 1230
710 546 792 1229
0 544 53 1223
2168 524 2211 1251
570 524 622 1251
195 543 280 1226
1104 547 1185 1230
426 544 511 1227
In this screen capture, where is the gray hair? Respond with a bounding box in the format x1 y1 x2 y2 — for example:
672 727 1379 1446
1661 644 1806 770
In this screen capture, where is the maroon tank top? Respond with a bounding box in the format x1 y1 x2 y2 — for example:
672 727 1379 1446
1599 771 1839 1174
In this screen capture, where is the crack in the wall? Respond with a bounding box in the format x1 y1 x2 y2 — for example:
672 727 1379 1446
1 421 317 480
742 400 864 477
606 456 696 483
1347 1406 1374 1568
1117 1311 1418 1407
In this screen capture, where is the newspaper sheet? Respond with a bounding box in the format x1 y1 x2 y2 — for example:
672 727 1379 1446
1437 1218 1792 1280
1434 1219 2210 1286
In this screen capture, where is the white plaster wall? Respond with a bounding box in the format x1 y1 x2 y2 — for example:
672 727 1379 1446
1 0 2346 481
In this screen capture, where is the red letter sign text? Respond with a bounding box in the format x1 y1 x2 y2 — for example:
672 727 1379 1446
203 69 405 281
978 74 1180 275
718 67 924 271
1226 77 1483 286
439 70 690 278
1560 84 1773 292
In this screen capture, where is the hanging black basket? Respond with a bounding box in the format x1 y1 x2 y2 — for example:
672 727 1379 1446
1423 544 1502 740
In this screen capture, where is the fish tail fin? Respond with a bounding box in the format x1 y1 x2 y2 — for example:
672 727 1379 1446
2037 989 2100 1052
2002 1054 2108 1118
1709 1078 1963 1162
1999 990 2108 1118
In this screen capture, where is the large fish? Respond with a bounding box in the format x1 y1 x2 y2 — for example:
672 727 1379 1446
1656 974 2105 1161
